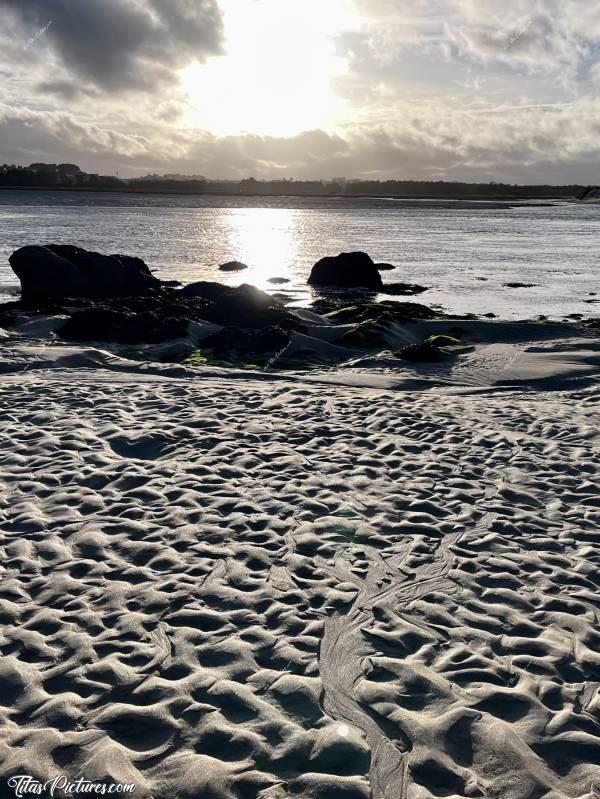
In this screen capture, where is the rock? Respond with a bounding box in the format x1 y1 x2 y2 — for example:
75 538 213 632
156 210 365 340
178 281 231 301
382 282 429 296
13 315 69 337
307 252 383 290
319 300 437 326
503 282 537 288
0 299 79 328
9 244 161 300
397 341 444 362
425 334 462 347
341 320 389 349
59 308 188 344
219 260 248 272
267 277 291 284
375 262 396 271
199 325 291 366
205 284 287 328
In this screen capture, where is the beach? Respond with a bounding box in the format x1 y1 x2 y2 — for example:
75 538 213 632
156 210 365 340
0 225 598 799
0 320 599 798
4 0 600 792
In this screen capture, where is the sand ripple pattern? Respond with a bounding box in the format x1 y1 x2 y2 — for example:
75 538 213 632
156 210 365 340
0 374 599 799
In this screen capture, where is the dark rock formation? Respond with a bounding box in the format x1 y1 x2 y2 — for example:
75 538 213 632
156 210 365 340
307 252 383 290
219 261 248 272
341 320 389 349
314 300 437 326
3 244 444 369
383 283 429 296
205 284 292 329
200 325 291 366
10 244 161 300
398 342 444 363
503 282 537 288
268 277 291 284
178 281 231 301
54 283 303 343
59 308 189 344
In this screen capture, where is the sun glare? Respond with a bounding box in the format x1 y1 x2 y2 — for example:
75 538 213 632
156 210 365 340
219 208 300 289
180 0 354 137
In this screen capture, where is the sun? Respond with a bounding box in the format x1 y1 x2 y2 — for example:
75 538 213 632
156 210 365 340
180 0 354 137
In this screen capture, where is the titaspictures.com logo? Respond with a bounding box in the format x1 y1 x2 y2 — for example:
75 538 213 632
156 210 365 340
7 775 136 797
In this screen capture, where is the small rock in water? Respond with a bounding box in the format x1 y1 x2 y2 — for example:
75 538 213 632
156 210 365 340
383 282 429 296
219 260 248 272
267 277 291 284
503 282 537 288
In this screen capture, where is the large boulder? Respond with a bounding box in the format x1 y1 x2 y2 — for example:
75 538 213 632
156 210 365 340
307 251 383 290
9 244 161 300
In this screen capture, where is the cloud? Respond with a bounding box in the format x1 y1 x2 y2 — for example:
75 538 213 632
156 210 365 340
0 0 224 92
1 97 600 184
0 104 150 167
1 0 600 181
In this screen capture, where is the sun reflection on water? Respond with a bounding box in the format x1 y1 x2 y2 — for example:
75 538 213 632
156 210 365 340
218 208 302 291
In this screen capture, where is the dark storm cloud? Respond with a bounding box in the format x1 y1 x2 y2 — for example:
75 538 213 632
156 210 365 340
0 0 224 92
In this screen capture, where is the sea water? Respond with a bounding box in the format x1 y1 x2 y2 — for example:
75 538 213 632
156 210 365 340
0 190 598 320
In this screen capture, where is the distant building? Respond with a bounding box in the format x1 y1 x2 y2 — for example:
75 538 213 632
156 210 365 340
29 163 58 184
58 163 80 173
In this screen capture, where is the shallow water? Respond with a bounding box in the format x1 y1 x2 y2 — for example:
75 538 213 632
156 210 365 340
0 190 599 319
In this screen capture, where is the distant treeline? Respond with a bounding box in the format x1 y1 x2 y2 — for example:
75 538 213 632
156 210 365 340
0 164 589 199
125 177 586 199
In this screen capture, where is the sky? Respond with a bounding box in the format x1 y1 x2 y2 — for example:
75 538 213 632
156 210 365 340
1 0 600 182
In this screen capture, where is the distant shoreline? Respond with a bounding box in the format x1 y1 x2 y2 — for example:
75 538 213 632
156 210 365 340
0 185 562 206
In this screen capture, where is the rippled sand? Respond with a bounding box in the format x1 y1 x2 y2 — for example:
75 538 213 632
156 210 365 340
0 348 599 798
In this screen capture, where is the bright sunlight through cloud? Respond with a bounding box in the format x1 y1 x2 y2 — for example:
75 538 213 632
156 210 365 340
180 0 355 137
